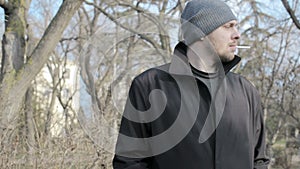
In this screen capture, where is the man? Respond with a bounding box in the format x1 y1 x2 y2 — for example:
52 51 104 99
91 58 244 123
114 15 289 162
113 0 270 169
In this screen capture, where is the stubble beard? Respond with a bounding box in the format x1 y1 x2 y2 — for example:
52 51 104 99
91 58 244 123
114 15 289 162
219 53 235 62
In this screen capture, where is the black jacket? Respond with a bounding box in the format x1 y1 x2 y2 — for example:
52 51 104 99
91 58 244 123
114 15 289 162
113 42 270 169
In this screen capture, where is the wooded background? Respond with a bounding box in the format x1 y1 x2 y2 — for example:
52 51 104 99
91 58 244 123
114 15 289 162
0 0 299 168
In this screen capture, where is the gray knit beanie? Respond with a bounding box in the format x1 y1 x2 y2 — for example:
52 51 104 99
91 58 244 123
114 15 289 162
181 0 237 45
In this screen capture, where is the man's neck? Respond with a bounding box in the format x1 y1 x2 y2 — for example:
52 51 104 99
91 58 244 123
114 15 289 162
187 49 220 73
186 42 220 73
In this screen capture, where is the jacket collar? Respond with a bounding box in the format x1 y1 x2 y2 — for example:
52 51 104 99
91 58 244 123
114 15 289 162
169 41 241 77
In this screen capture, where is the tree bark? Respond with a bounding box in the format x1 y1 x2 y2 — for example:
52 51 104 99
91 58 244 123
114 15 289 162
0 0 27 138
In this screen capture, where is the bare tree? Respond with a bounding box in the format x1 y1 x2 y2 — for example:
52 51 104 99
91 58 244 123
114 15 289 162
0 0 83 168
0 0 83 134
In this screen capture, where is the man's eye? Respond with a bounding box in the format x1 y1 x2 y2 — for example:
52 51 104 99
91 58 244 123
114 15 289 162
224 24 232 28
224 23 239 29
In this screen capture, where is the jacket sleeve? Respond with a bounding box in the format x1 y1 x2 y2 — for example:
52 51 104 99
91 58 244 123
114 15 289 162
113 78 152 169
253 96 270 169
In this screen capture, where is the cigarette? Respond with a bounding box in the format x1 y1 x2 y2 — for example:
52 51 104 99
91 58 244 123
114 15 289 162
237 45 251 49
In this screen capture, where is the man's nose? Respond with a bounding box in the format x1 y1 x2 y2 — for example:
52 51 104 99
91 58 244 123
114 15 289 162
232 28 240 40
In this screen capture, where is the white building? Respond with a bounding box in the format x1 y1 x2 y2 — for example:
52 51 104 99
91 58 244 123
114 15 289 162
35 59 80 137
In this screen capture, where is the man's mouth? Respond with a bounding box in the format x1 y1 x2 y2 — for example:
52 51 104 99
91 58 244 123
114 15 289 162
229 44 237 51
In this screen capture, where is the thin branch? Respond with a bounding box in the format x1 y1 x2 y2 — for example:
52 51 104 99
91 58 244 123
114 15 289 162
59 36 85 43
281 0 300 29
84 0 167 62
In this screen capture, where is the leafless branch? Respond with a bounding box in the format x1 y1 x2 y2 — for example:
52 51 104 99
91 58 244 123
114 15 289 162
59 36 85 43
84 0 168 62
281 0 300 29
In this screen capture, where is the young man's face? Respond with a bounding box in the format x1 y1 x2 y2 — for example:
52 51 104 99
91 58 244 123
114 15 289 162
207 20 240 62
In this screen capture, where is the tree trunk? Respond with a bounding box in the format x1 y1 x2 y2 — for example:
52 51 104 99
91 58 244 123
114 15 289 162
0 0 27 150
24 86 36 166
0 0 26 76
